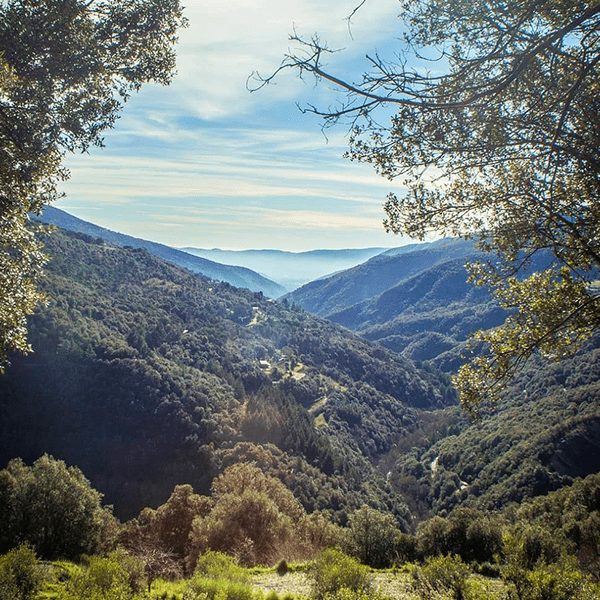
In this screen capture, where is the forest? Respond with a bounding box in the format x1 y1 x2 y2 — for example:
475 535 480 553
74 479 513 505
1 229 599 599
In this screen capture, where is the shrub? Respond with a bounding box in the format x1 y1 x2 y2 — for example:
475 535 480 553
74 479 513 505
505 558 600 600
412 554 471 600
185 575 256 600
344 506 404 568
195 551 249 583
309 548 371 600
0 455 112 560
472 561 500 578
275 559 289 576
509 526 563 571
59 553 134 600
0 544 42 600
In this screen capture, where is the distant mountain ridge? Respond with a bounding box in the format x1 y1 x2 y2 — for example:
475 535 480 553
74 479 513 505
286 238 479 316
285 238 502 369
286 238 561 371
181 246 392 291
35 206 286 298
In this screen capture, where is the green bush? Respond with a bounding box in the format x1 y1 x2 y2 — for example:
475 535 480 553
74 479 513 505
186 552 262 600
344 506 403 568
412 554 471 600
195 551 249 583
506 559 600 600
509 526 563 571
309 548 371 600
0 545 42 600
58 553 134 600
185 575 256 600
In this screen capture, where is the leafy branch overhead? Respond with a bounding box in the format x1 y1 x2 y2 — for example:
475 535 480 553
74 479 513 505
254 0 600 408
0 0 187 373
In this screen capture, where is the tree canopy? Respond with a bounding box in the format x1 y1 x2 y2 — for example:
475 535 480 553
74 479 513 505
0 455 113 560
0 0 186 373
257 0 600 408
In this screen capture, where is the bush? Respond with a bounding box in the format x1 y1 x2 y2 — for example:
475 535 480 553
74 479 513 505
0 545 42 600
275 559 289 576
412 554 471 600
508 526 563 571
195 551 249 583
344 506 403 568
59 553 135 600
0 455 112 560
185 576 256 600
472 561 500 578
309 548 371 600
505 558 600 600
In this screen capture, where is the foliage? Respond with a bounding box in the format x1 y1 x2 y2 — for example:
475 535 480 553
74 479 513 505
187 464 307 567
122 484 212 566
503 557 600 600
411 554 471 600
0 0 186 373
308 548 371 600
390 338 600 517
0 544 41 600
266 0 600 407
343 506 404 568
58 552 138 600
184 554 267 600
0 454 113 560
275 560 289 576
416 508 503 564
0 229 436 520
195 552 249 584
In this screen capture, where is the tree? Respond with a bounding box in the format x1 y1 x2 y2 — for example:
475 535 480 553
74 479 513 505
344 505 403 568
187 463 307 567
0 544 42 600
256 0 600 408
0 0 186 373
0 454 114 560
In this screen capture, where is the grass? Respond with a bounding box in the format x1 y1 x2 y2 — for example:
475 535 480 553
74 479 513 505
34 558 510 600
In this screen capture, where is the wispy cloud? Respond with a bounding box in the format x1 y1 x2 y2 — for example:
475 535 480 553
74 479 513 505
61 0 409 250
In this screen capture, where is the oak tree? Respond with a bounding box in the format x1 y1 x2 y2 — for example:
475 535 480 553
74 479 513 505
0 0 186 373
257 0 600 408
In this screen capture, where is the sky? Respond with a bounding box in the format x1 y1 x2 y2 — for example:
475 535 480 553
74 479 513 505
58 0 412 251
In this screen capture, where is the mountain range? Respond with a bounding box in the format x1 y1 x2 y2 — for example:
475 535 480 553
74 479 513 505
284 239 498 369
36 206 286 298
0 227 448 522
180 246 390 291
2 213 597 533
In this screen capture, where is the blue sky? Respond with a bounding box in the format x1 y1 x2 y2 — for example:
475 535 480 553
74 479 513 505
59 0 412 251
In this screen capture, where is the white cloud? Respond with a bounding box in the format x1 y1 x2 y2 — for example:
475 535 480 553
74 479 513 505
60 0 409 250
131 0 402 120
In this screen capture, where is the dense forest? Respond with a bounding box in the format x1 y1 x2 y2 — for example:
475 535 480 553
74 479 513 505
2 228 599 599
0 228 449 523
2 0 599 597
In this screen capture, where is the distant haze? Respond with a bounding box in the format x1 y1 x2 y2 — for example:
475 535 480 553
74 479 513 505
181 247 393 291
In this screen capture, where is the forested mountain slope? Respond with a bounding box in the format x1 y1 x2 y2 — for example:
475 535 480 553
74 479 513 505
386 337 600 519
36 207 286 298
0 229 448 521
286 239 498 369
286 239 478 318
287 240 558 371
